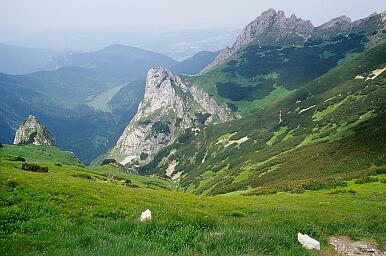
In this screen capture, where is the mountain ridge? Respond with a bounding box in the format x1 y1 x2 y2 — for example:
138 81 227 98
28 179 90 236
202 9 386 73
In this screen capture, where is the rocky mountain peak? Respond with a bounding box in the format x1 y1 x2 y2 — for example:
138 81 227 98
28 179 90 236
202 9 314 73
318 15 352 30
13 115 56 146
108 68 230 166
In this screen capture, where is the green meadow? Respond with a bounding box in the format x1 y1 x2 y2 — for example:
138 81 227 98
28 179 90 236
0 145 385 255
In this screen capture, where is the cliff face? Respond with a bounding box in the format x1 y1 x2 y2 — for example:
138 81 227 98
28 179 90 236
202 9 314 73
108 67 230 165
202 9 386 73
13 115 56 146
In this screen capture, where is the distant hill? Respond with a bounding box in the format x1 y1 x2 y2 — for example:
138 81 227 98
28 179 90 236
55 44 177 80
0 43 62 74
0 67 144 164
0 44 181 163
171 51 219 75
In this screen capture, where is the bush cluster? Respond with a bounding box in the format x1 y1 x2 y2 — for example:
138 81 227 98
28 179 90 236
9 156 26 162
21 163 48 173
354 176 379 184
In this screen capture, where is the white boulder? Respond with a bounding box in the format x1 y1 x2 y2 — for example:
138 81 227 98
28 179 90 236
298 233 320 250
140 209 152 222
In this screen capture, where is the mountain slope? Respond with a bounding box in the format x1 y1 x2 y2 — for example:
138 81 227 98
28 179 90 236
0 44 178 163
107 68 230 169
0 43 62 75
203 9 386 73
55 44 177 80
186 10 385 117
0 67 143 164
139 37 386 195
1 142 385 255
171 51 219 75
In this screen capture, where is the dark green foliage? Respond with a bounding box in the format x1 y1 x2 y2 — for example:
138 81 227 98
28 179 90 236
151 121 170 134
54 163 62 167
101 158 118 166
140 152 149 160
21 163 48 173
72 173 93 180
9 156 26 162
354 176 379 184
226 33 367 89
245 178 348 196
138 119 152 126
216 81 274 101
4 179 18 188
143 38 386 195
328 189 356 194
194 112 211 125
0 143 3 147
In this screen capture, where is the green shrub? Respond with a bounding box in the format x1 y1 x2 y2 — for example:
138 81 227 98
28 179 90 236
230 211 246 217
152 121 170 134
5 179 18 188
54 163 62 167
72 173 97 180
140 152 149 160
21 163 48 173
329 189 356 194
355 176 379 184
9 156 26 162
101 159 118 166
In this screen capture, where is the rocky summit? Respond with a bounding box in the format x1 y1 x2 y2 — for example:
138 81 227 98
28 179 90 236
107 67 230 166
13 115 56 146
202 9 386 73
202 8 314 72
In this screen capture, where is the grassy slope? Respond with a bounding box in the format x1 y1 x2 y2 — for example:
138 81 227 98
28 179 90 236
0 144 174 191
0 144 81 166
184 30 377 117
140 38 386 195
0 155 385 255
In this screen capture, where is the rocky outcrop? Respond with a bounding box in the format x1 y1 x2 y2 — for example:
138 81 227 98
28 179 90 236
202 9 314 73
13 115 56 146
202 9 386 73
108 68 230 165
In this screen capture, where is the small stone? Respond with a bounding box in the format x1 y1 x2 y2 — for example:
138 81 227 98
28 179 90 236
140 209 151 222
298 233 320 250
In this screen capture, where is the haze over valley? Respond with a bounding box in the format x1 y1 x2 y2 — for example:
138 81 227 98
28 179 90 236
0 1 386 255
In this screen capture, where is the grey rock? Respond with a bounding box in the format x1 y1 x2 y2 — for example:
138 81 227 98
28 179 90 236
202 9 314 73
108 67 230 165
13 115 56 146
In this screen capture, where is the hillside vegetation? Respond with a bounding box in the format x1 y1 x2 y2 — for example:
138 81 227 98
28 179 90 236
0 145 385 255
140 38 386 195
185 22 385 117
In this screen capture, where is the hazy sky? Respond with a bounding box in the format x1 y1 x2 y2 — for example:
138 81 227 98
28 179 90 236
1 0 386 33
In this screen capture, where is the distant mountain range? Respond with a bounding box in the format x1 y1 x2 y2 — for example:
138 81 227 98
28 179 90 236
0 43 63 74
0 44 180 163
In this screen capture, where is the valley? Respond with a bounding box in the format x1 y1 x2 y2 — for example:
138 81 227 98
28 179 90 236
1 5 385 256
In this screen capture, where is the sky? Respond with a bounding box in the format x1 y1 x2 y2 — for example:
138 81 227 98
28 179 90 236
0 0 385 53
2 0 386 32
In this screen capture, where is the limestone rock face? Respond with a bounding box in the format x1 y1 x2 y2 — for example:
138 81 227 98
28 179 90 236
13 115 56 146
202 9 314 73
202 9 386 73
109 67 230 165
